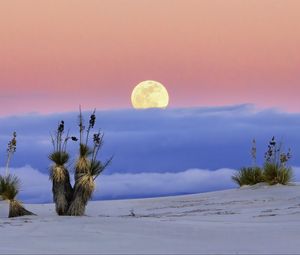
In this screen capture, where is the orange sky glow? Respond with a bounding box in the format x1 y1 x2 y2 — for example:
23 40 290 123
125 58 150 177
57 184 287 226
0 0 299 115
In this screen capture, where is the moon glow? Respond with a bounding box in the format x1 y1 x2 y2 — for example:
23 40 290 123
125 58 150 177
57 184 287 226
131 80 169 109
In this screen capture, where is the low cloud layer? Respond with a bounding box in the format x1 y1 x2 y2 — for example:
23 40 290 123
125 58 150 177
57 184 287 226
3 165 300 203
0 104 300 174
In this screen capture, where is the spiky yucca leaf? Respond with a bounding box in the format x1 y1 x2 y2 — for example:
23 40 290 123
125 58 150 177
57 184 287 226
263 162 293 185
90 160 102 177
49 151 69 165
0 174 20 200
232 167 264 187
91 157 113 180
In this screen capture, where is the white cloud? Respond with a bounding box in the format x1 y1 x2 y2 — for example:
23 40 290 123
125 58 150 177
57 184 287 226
96 168 237 200
1 166 237 203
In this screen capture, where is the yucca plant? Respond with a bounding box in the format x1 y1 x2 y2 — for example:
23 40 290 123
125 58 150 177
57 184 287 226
67 109 112 216
49 121 76 215
0 132 35 218
263 137 293 185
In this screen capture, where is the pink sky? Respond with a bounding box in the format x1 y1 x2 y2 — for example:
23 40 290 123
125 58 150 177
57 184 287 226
0 0 299 115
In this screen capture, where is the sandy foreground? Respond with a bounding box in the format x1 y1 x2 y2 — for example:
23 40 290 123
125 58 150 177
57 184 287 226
1 184 300 254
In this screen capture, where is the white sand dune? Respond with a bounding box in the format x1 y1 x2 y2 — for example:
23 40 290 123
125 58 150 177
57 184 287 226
1 184 300 254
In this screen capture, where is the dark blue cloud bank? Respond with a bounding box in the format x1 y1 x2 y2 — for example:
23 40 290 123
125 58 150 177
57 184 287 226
0 104 300 203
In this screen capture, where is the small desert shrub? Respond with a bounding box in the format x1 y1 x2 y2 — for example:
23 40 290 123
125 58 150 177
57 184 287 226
263 163 293 185
0 174 34 218
232 167 264 187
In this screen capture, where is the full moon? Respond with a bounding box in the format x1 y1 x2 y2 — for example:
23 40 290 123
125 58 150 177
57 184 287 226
131 80 169 109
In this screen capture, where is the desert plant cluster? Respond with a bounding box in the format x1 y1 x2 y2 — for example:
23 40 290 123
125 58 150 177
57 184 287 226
232 137 293 187
0 108 112 218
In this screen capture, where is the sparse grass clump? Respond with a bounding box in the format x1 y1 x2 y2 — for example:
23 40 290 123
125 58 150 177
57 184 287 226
232 167 264 186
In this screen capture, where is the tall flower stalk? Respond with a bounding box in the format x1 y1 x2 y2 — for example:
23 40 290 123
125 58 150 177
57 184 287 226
5 132 17 176
251 138 257 167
